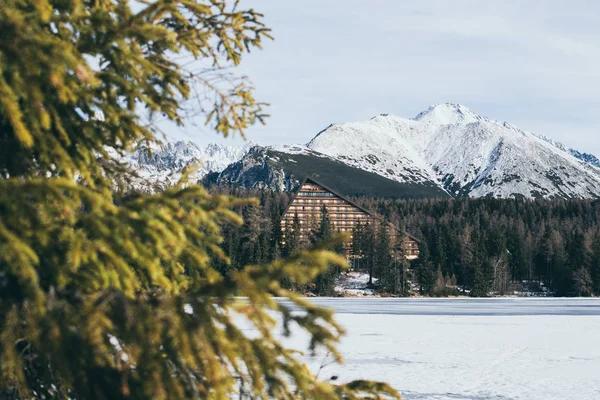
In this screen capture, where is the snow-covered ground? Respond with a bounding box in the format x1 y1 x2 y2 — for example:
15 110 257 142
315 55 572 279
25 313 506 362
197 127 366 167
335 272 551 298
279 299 600 400
335 271 376 296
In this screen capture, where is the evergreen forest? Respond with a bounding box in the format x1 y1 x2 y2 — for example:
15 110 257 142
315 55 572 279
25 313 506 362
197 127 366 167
210 187 600 297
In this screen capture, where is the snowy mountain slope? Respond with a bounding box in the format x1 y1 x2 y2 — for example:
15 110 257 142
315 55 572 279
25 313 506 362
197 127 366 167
306 103 600 199
307 117 440 187
119 140 254 192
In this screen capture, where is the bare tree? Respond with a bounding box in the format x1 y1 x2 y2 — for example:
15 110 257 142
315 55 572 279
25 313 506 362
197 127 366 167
492 252 510 295
573 267 593 297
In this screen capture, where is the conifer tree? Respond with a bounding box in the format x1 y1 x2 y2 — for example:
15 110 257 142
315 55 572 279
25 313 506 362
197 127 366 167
350 219 364 270
361 221 376 285
283 212 302 258
374 221 393 292
310 206 343 296
0 1 399 398
591 235 600 296
535 228 554 283
394 234 411 297
414 240 435 295
414 260 435 295
506 227 526 281
470 257 495 297
269 201 283 260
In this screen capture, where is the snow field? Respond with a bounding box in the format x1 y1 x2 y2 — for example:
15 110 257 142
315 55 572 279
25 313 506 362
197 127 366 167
276 301 600 400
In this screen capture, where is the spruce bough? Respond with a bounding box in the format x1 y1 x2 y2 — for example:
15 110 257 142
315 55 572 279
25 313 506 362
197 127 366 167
0 0 400 398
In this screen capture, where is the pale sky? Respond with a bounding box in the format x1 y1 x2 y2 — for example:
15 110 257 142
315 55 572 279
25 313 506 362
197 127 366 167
166 0 600 156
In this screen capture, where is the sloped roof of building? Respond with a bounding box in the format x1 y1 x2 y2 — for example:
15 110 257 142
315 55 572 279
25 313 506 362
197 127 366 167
284 176 421 243
301 177 375 216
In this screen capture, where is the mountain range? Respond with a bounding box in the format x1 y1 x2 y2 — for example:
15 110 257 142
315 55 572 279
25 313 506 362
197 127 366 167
124 104 600 199
118 140 254 193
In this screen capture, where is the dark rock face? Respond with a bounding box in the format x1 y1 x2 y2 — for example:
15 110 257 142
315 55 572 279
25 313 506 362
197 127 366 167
569 150 600 168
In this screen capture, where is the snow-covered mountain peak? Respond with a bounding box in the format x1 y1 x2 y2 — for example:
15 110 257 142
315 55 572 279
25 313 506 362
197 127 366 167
413 103 485 126
121 140 254 192
305 104 600 199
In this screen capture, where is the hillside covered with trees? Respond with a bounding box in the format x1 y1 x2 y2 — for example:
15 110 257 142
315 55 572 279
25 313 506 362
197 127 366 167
372 197 600 297
212 187 600 297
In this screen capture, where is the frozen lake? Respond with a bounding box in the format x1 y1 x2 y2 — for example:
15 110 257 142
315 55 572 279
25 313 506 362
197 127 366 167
280 298 600 400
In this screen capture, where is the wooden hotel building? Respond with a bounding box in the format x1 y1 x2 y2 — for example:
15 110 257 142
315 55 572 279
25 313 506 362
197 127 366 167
280 177 420 260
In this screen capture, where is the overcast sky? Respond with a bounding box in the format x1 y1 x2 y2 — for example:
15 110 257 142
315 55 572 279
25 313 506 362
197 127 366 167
168 0 600 156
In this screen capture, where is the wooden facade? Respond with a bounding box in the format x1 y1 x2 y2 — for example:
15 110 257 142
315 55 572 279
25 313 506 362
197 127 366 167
281 178 420 260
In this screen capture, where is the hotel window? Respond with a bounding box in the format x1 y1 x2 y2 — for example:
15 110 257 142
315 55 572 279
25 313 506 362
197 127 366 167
298 191 334 197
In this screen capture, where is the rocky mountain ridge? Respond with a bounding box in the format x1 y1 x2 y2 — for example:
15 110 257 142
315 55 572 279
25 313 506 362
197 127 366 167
124 104 600 199
119 140 254 192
